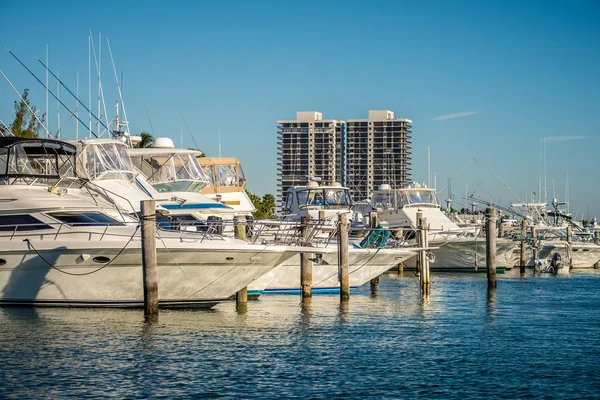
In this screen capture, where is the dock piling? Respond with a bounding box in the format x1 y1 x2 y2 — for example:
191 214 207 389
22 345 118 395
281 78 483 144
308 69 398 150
369 211 381 285
519 219 527 274
485 207 497 288
300 216 313 299
338 213 350 301
530 226 537 273
567 225 574 271
420 216 430 295
234 216 248 307
141 200 159 318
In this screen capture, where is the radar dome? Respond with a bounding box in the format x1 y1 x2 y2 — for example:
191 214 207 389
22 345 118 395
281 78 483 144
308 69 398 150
307 180 320 187
379 184 392 191
331 182 342 187
152 137 175 149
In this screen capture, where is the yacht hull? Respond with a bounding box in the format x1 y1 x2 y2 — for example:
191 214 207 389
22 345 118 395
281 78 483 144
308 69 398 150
248 248 416 294
0 239 297 308
402 238 516 272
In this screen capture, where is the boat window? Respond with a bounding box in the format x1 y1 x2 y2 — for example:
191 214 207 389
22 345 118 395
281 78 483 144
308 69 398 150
47 212 124 226
83 143 135 181
132 153 210 192
0 214 53 231
284 192 294 212
297 188 352 209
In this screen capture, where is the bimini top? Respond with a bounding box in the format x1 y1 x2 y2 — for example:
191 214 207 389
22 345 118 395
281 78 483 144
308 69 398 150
0 137 77 180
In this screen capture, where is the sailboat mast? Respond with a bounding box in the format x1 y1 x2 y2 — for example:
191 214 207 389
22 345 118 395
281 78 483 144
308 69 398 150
45 45 49 139
56 70 60 139
75 71 79 139
97 32 101 136
88 35 92 138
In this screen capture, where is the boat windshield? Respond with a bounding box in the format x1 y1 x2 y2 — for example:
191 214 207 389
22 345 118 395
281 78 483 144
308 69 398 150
296 188 353 209
372 190 437 210
133 153 210 193
83 142 135 181
204 163 247 188
0 140 76 185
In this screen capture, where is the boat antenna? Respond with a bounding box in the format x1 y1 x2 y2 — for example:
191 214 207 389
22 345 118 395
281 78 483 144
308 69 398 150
218 128 222 157
88 34 92 137
144 101 155 136
181 113 200 150
33 54 108 134
106 37 131 137
427 145 431 188
89 32 110 137
0 68 52 138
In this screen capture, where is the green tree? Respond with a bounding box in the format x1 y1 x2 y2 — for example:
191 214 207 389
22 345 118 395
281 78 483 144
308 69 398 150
246 189 264 219
9 89 44 138
260 193 276 218
136 132 153 148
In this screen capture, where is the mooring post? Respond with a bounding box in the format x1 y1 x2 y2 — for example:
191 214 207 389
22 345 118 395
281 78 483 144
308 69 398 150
234 216 248 307
338 213 350 301
567 224 574 271
300 216 313 299
498 217 504 238
530 226 537 273
141 200 159 317
369 211 380 285
485 207 497 288
416 210 423 287
421 216 430 295
519 218 527 274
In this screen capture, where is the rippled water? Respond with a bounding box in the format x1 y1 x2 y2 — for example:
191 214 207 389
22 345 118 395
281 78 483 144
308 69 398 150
1 269 599 398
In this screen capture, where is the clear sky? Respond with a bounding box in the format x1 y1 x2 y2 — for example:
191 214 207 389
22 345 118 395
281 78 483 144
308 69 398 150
1 0 599 219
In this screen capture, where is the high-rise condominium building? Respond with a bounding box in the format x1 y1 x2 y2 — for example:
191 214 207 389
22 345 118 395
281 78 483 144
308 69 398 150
346 110 412 200
276 111 345 212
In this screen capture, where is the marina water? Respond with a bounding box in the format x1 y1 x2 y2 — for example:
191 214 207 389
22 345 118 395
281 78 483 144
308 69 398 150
1 270 599 398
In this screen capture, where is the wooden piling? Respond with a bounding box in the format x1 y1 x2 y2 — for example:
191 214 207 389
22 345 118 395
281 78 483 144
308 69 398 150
421 216 430 295
519 219 527 274
530 226 537 273
485 207 497 288
234 216 248 307
338 213 350 301
416 210 423 284
369 211 380 285
234 215 247 242
567 225 574 271
141 200 159 317
300 216 313 299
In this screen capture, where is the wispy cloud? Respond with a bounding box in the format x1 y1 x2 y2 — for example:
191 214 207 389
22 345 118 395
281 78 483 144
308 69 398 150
545 136 590 143
433 111 479 121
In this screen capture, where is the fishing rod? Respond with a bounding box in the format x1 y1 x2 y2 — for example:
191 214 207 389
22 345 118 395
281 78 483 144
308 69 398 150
0 68 52 138
34 54 109 134
5 46 99 138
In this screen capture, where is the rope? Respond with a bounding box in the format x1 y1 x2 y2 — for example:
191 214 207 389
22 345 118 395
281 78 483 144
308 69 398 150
23 225 139 276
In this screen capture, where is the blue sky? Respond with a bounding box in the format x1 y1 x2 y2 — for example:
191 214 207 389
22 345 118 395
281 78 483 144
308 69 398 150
1 0 599 219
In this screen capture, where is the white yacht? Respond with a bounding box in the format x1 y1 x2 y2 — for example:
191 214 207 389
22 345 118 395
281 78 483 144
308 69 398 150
370 183 517 272
0 137 305 307
248 181 418 295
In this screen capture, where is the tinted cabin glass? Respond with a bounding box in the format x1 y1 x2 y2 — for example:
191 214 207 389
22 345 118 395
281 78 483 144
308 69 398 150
0 214 53 231
48 212 124 226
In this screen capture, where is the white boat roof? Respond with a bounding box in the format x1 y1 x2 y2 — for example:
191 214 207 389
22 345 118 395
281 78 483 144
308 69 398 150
128 148 202 157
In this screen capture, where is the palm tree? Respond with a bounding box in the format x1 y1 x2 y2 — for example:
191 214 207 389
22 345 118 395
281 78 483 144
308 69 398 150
137 132 153 148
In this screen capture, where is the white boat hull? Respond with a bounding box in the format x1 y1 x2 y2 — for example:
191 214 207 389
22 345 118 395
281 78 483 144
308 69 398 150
403 238 516 272
0 238 298 307
248 247 416 294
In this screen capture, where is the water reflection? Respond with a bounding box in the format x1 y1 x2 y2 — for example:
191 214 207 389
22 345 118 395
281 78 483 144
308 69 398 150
0 272 598 398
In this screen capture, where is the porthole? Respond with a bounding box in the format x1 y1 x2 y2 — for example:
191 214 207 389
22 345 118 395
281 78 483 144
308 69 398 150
225 257 234 261
93 256 111 263
0 258 6 266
